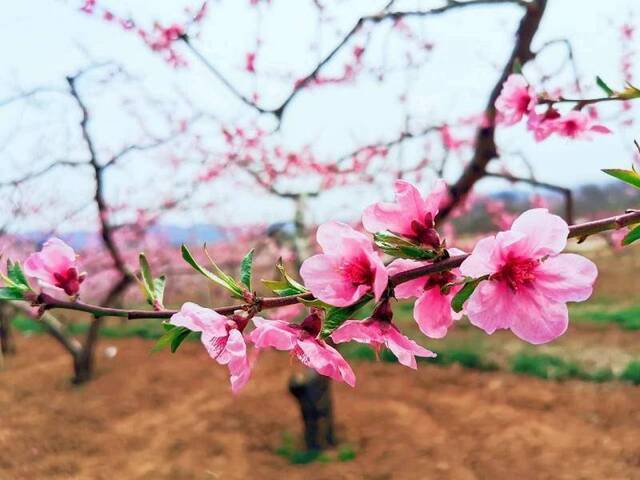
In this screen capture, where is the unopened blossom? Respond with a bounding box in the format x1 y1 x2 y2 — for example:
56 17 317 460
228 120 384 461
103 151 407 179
249 312 356 386
495 74 536 125
24 238 85 297
170 303 251 393
459 209 598 344
300 221 387 307
362 179 448 249
331 300 435 369
387 249 466 339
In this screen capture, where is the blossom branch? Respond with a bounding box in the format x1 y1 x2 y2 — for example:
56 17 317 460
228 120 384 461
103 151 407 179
34 209 640 321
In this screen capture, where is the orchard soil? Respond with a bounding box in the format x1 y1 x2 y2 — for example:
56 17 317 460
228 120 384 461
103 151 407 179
2 332 640 480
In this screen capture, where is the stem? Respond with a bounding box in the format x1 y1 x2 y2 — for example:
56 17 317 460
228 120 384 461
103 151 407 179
35 210 640 320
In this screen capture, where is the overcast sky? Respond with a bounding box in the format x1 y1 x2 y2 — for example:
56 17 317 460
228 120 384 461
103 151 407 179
0 0 638 232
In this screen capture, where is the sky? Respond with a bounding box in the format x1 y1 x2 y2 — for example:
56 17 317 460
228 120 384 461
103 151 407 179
0 0 638 232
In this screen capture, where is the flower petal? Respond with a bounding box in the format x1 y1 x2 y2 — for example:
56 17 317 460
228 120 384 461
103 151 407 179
510 208 569 257
534 253 598 303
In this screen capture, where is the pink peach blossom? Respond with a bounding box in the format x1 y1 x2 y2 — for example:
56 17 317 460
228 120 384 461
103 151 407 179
331 317 435 369
249 313 356 386
387 252 465 339
170 302 251 393
495 74 536 126
362 179 448 248
548 110 611 139
24 238 85 297
459 209 598 344
300 221 387 307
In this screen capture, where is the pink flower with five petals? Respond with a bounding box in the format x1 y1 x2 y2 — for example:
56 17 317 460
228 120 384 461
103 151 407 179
300 222 387 307
24 238 85 297
362 179 448 248
170 302 251 393
249 312 356 386
459 209 598 344
495 74 536 126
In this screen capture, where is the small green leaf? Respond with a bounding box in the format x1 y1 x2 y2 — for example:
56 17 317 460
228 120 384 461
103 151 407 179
152 325 191 352
153 276 167 305
619 82 640 100
596 76 615 96
7 261 29 288
181 245 243 297
623 224 640 246
262 258 308 297
0 286 26 301
451 279 483 313
602 168 640 190
320 296 372 338
240 249 254 290
373 231 438 260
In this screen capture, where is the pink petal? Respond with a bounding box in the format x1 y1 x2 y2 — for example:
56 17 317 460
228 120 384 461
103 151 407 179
459 236 500 278
510 208 569 257
316 221 372 256
296 338 356 387
300 254 363 307
383 326 436 369
509 287 569 344
248 317 298 350
590 124 611 134
534 253 597 303
413 288 460 338
464 281 514 334
371 255 389 302
170 302 228 337
331 320 384 345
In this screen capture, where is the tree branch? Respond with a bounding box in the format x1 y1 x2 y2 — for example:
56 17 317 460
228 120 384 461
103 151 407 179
34 209 640 321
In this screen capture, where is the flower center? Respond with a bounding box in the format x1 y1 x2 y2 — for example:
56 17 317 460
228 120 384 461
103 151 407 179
410 213 441 248
340 255 374 287
516 93 532 113
53 267 81 296
491 257 539 291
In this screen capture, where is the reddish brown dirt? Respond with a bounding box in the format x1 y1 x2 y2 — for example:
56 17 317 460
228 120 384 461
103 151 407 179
2 336 640 480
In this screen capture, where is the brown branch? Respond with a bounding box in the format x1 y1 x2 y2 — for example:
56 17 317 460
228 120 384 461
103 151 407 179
484 171 573 223
181 0 527 123
35 209 640 321
439 0 547 221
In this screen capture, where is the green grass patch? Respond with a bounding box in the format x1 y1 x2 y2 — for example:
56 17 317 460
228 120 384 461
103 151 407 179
620 361 640 385
510 352 616 383
11 315 170 340
570 304 640 330
275 433 356 465
429 347 498 371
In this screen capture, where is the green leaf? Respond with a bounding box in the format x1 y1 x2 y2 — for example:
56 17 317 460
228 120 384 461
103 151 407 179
373 231 438 260
602 168 640 190
240 249 254 290
152 325 191 352
623 224 640 246
7 261 29 288
619 82 640 100
0 286 26 301
262 258 308 297
181 245 243 297
596 76 615 96
320 296 372 338
451 279 483 313
171 328 192 353
153 276 167 305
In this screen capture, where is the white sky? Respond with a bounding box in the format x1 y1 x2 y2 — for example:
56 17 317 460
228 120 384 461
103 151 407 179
0 0 638 232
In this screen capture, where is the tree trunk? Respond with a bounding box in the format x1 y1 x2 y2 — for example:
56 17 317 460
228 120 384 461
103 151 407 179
0 303 16 356
289 370 336 451
72 316 104 384
287 195 337 451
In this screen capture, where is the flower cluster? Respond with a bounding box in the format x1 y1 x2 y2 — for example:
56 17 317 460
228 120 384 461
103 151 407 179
496 74 611 141
11 179 600 394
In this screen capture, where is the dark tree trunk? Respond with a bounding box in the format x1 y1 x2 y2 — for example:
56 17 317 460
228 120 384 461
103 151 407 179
289 370 336 451
0 304 16 356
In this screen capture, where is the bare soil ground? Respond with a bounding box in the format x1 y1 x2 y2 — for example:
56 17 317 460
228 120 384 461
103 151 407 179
2 334 640 480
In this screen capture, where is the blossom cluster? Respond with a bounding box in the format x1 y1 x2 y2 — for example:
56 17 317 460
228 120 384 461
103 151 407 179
15 179 598 394
495 74 611 141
